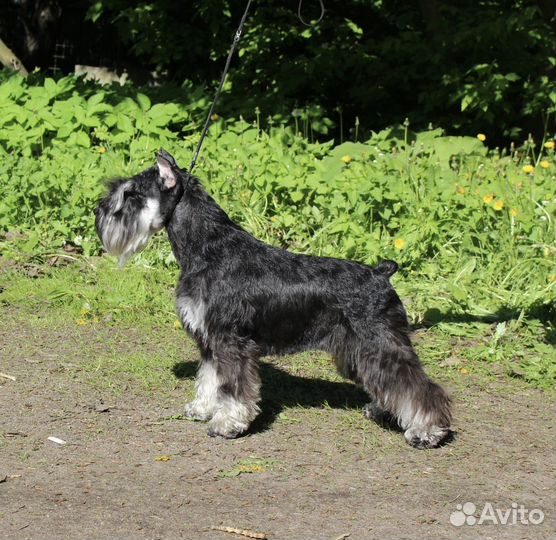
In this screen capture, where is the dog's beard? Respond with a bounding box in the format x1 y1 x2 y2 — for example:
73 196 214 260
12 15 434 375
101 218 149 266
97 198 163 266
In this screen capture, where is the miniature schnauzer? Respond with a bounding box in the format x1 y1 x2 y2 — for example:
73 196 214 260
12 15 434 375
95 149 452 448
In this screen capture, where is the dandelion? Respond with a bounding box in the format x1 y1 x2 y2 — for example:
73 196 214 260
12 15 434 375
76 319 86 326
493 200 504 211
522 164 534 174
460 368 469 375
539 160 550 169
456 185 465 195
341 155 352 164
476 133 486 142
510 208 518 218
98 146 106 154
394 238 406 250
544 141 555 150
483 194 494 205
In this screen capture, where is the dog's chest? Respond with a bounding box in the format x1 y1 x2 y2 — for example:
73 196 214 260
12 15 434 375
177 295 206 336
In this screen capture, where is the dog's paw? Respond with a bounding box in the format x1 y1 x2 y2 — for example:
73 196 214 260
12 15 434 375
362 402 384 421
206 425 241 439
183 402 213 422
404 426 450 449
363 402 400 430
206 407 252 439
206 419 244 439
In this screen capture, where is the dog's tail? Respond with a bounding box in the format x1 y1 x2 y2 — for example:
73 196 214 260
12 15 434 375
375 259 398 278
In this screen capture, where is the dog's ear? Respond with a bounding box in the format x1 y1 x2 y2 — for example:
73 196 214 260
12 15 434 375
156 149 178 189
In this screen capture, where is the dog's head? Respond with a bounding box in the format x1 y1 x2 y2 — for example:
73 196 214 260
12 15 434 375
94 149 184 265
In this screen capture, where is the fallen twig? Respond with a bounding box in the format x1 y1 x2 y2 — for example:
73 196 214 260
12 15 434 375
211 525 267 539
0 372 16 381
47 436 67 445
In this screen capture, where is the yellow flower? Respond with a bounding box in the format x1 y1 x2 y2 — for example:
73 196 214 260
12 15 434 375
493 200 504 211
456 185 465 195
210 113 220 122
540 160 550 169
98 146 107 154
238 464 266 473
544 141 555 150
460 368 468 375
173 319 182 330
510 208 518 218
522 164 534 174
76 319 86 326
476 133 486 142
394 238 406 250
483 194 494 204
341 155 352 164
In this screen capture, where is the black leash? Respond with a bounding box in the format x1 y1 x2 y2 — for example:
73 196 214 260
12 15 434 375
187 0 253 177
185 0 324 183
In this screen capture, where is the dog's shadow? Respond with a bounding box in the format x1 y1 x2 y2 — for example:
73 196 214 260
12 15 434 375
172 360 378 435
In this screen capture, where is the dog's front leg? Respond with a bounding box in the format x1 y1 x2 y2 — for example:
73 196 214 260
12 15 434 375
184 355 220 421
206 340 261 439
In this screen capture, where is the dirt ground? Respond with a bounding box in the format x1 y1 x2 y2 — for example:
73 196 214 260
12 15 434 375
1 307 554 540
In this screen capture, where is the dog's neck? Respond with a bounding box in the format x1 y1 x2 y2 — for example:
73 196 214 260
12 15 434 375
166 175 241 272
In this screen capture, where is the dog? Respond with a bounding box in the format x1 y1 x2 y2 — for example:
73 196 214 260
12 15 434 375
95 149 452 448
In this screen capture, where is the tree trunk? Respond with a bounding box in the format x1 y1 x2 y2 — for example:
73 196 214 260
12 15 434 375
0 38 29 76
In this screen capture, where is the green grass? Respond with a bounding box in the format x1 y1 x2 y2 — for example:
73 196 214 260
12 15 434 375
1 260 553 394
0 257 193 395
0 255 177 324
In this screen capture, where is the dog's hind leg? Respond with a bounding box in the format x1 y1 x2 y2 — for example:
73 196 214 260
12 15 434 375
364 333 451 448
206 338 261 439
333 326 452 448
184 353 220 421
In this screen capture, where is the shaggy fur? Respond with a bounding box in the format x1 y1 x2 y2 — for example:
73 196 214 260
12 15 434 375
95 149 452 448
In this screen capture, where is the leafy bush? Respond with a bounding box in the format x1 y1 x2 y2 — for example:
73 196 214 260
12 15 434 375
0 74 554 328
82 0 556 142
5 1 553 141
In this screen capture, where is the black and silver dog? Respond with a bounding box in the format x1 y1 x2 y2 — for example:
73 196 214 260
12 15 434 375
95 150 452 448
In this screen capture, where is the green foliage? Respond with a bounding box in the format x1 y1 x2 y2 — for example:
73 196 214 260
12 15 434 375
0 74 554 386
0 73 200 155
82 0 556 142
218 457 277 478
